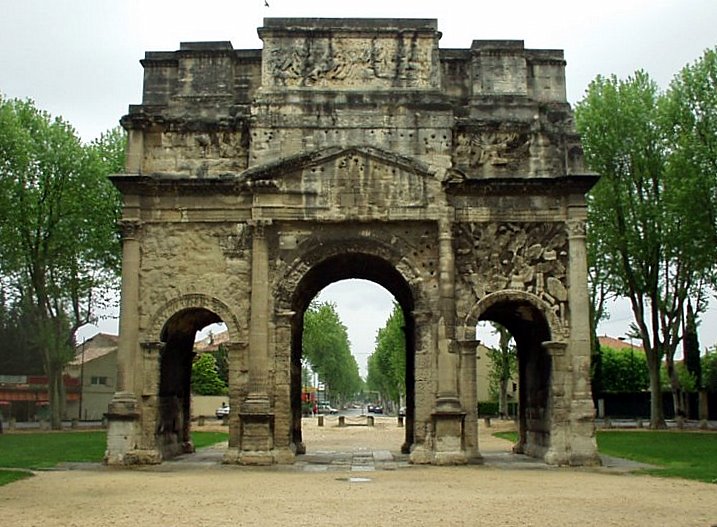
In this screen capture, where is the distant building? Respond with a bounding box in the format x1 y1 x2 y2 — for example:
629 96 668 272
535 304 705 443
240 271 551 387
65 333 118 421
598 335 641 351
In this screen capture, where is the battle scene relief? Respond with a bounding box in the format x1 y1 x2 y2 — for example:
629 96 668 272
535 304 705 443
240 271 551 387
454 222 569 323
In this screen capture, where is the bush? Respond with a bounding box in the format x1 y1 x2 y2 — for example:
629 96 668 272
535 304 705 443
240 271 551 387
477 401 499 416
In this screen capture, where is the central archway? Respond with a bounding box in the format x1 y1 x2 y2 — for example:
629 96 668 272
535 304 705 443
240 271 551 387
288 252 417 455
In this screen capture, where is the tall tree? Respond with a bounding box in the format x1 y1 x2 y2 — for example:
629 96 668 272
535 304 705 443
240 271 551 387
485 323 517 418
576 71 714 428
366 303 405 409
303 301 362 405
191 353 227 395
662 47 717 413
0 97 125 428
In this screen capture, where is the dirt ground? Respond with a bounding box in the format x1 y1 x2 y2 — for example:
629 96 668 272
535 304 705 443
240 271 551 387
1 417 715 527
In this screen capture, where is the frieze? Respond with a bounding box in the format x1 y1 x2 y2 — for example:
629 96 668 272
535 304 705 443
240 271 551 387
265 37 432 88
454 129 530 171
454 222 569 320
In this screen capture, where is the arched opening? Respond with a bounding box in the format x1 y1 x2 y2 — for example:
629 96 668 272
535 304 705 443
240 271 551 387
475 297 553 458
289 253 416 456
157 307 224 459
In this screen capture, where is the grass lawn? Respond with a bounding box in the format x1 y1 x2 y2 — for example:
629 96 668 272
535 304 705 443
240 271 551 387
493 430 717 483
0 430 229 486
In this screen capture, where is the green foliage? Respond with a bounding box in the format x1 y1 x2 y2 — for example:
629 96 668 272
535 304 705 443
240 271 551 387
703 348 717 392
485 323 517 415
600 346 649 392
477 401 499 416
366 303 405 406
682 303 702 389
659 361 696 392
0 96 126 428
575 67 716 426
0 293 44 374
210 343 229 385
303 301 362 403
191 353 228 395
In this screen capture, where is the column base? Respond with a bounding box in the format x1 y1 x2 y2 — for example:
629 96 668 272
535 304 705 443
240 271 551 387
104 392 142 466
223 447 295 465
432 407 468 466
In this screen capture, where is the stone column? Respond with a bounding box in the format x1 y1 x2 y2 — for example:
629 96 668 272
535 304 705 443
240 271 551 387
408 309 432 463
564 215 600 465
435 221 460 410
431 220 466 465
237 219 274 465
458 339 482 462
105 220 142 465
543 213 599 466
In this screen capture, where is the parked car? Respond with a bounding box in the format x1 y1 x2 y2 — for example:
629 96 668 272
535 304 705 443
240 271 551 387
317 403 338 415
216 404 230 419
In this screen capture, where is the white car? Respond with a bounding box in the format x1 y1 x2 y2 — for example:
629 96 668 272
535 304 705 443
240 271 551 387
216 404 230 419
317 403 338 415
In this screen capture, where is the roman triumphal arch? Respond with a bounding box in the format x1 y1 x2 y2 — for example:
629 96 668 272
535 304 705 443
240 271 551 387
105 18 600 467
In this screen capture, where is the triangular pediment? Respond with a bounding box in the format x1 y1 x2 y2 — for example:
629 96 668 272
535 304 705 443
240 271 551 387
241 146 436 214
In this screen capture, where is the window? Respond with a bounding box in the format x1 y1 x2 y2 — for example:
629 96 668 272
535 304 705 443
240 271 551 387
90 376 109 386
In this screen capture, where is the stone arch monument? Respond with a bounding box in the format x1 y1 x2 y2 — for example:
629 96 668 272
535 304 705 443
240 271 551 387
105 18 600 467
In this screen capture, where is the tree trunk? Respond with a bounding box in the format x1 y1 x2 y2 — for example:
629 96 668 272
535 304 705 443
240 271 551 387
666 356 685 418
499 377 508 418
646 353 666 429
49 367 64 430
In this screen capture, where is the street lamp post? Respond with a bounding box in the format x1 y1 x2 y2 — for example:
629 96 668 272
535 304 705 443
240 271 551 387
78 338 86 421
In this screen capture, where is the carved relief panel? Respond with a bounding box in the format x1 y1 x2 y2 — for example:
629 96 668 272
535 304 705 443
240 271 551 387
261 33 438 90
454 222 569 322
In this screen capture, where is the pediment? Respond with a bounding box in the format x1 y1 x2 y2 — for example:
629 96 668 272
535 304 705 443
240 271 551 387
241 146 436 212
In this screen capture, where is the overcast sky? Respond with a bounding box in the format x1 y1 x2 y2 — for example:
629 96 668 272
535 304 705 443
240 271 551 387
2 0 716 374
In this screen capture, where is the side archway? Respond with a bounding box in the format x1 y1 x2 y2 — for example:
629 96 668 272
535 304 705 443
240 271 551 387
462 290 563 460
144 294 242 460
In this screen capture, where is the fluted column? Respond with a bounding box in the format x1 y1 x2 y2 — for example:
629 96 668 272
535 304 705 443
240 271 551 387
436 220 460 410
245 219 271 406
113 219 142 401
105 219 143 465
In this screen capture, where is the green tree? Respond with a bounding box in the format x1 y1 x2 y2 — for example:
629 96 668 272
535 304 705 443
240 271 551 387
0 292 44 375
366 303 405 409
702 348 717 392
662 47 717 242
0 97 125 428
600 346 650 393
682 302 701 395
576 72 714 428
303 301 362 405
210 343 229 386
191 353 227 395
485 323 516 418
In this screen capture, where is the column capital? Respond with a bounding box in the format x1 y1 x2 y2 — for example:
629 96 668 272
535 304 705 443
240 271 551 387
248 219 273 238
566 219 586 239
118 219 143 240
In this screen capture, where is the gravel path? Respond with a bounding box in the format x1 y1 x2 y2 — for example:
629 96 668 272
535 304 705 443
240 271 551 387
1 418 715 526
